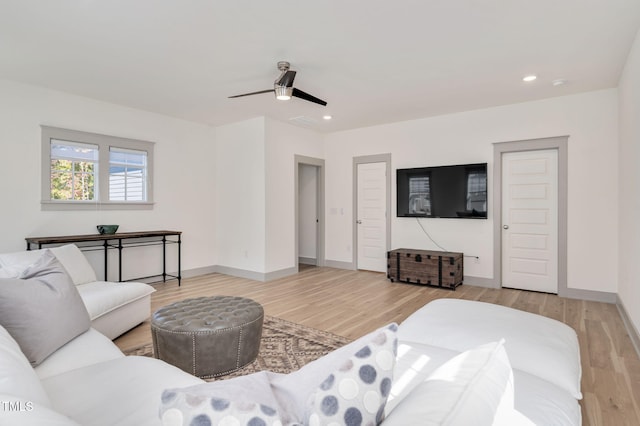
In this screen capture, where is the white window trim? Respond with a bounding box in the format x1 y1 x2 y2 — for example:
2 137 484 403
41 125 155 211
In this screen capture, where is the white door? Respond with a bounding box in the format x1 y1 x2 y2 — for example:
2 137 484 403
502 149 558 293
357 162 387 272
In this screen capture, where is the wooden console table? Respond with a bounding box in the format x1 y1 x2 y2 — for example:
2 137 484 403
25 230 182 285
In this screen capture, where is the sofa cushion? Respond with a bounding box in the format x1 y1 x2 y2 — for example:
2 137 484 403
35 328 125 380
76 281 155 321
387 340 582 425
0 245 96 285
383 340 514 426
42 356 204 426
0 325 52 408
398 298 582 399
0 250 91 366
512 370 582 426
50 244 97 285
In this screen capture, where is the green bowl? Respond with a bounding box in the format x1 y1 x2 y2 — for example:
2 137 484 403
97 225 119 235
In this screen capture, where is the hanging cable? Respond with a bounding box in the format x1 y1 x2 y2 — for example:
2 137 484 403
415 217 449 252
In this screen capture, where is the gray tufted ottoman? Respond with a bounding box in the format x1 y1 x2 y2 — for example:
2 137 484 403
151 296 264 378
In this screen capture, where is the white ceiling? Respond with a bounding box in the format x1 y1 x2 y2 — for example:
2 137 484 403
1 1 639 132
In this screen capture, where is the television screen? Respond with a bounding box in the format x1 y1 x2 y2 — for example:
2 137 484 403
396 163 487 219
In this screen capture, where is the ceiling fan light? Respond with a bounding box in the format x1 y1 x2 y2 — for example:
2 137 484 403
274 86 292 101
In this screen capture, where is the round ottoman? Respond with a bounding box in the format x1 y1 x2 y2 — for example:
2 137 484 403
151 296 264 378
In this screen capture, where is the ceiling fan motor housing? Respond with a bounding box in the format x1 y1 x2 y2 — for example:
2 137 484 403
277 61 290 71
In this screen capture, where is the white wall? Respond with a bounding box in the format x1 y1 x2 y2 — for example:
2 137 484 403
213 117 324 277
324 89 619 293
214 117 266 273
0 76 626 299
0 77 327 280
299 164 318 261
618 28 640 333
0 79 216 278
264 118 324 273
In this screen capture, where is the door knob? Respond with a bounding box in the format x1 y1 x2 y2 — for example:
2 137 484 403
356 220 362 224
503 225 509 230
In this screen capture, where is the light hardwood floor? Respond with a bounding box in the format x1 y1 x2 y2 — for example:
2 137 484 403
114 266 640 426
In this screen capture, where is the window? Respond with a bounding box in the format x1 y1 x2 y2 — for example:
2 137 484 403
408 175 431 215
466 169 487 212
41 126 154 210
109 148 147 201
50 141 98 201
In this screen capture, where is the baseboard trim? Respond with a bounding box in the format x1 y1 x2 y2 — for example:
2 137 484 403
461 276 617 303
616 296 640 359
212 265 265 281
562 287 617 303
298 257 317 266
324 260 356 270
209 265 297 282
264 266 298 281
463 276 497 288
181 265 218 279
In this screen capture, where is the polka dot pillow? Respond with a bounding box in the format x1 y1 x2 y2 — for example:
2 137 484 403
159 371 284 426
160 391 282 426
306 323 398 426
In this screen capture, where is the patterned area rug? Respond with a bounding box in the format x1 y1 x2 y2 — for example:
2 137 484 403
123 316 351 380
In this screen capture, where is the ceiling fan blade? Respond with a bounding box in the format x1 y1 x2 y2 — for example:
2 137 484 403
292 88 327 106
228 89 274 98
277 70 297 87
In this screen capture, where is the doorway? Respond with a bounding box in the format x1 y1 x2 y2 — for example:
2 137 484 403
298 163 319 266
295 155 325 270
353 154 391 272
493 136 568 296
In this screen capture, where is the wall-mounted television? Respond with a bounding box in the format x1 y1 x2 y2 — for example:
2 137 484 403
397 163 487 219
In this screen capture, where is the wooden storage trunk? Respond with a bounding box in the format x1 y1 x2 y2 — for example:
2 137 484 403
387 248 463 290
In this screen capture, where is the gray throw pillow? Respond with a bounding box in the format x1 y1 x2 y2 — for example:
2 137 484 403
0 250 91 366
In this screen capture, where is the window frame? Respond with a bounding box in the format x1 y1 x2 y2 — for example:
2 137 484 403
408 173 432 216
465 167 488 213
41 126 154 211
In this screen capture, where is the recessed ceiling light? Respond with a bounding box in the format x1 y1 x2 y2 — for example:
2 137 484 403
522 75 537 82
323 115 332 120
552 79 567 86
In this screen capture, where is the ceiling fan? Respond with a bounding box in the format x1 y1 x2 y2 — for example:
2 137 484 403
229 61 327 106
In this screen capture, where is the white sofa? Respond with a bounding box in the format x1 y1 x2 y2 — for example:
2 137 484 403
0 280 582 426
0 244 155 339
384 299 582 425
0 325 203 425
